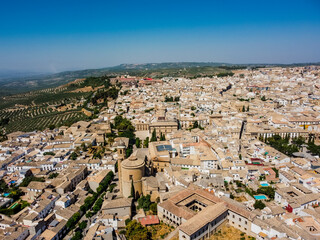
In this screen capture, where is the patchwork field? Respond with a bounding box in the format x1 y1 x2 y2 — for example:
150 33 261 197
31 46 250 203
0 107 87 133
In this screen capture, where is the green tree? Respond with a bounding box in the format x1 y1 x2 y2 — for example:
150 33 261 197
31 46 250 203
20 176 45 187
70 152 78 160
272 167 279 178
78 221 87 230
257 186 275 199
108 183 117 192
242 106 245 112
48 173 59 179
0 179 9 193
217 72 234 77
49 124 55 130
66 212 81 229
259 175 266 181
126 148 133 158
137 195 151 212
160 132 166 141
126 220 151 240
143 137 149 148
292 136 305 149
0 127 7 142
81 143 87 152
192 121 199 129
92 197 103 213
265 135 299 157
150 202 157 214
130 179 135 199
8 189 23 201
71 231 83 240
308 142 320 156
0 118 9 126
75 146 80 154
113 115 135 141
165 96 174 102
85 211 94 218
150 129 157 142
135 137 141 148
44 152 55 156
254 200 266 210
125 218 131 226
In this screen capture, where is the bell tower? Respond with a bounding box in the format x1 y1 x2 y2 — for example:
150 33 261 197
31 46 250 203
117 141 126 194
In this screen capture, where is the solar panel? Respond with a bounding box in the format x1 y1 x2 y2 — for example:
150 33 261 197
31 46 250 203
156 145 173 152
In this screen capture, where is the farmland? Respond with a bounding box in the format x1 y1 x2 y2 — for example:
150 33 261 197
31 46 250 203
0 108 87 133
0 77 115 134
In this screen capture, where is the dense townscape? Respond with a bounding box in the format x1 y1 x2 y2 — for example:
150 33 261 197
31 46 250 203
1 65 320 240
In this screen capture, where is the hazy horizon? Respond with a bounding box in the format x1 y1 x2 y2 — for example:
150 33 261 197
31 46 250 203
1 0 320 73
2 60 320 77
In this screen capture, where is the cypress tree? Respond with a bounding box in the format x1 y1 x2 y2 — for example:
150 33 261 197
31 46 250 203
130 179 135 200
193 121 199 129
151 129 157 142
160 132 166 141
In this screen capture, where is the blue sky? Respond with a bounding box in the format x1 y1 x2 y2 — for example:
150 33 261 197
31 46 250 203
0 0 320 72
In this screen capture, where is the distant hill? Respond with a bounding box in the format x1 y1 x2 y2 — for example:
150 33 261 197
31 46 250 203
111 62 232 70
0 61 319 97
0 70 50 80
108 61 320 70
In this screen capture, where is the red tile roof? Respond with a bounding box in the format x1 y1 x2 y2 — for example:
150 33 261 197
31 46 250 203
138 215 159 226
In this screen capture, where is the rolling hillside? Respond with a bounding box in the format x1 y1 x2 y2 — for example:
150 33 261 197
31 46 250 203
1 62 319 97
0 62 252 96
